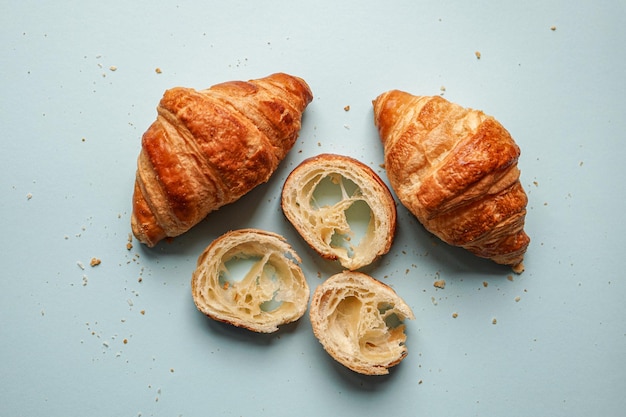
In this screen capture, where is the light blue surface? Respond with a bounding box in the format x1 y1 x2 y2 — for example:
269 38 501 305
2 1 625 416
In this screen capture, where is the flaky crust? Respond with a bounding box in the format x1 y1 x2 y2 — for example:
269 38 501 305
281 154 397 270
191 229 310 333
131 73 313 247
373 91 530 268
309 271 414 375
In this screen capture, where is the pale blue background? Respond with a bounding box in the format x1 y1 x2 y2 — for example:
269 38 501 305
1 1 625 416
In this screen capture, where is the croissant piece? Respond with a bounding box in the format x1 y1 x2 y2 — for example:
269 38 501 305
281 153 397 270
191 229 310 333
373 91 529 269
309 271 414 375
131 73 313 247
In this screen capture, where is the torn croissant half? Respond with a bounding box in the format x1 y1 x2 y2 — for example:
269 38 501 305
310 271 414 375
373 91 530 270
191 229 310 333
131 73 313 247
281 154 397 270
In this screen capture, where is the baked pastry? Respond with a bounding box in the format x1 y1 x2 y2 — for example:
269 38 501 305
281 154 396 270
131 73 313 247
373 91 530 270
309 271 414 375
191 229 310 333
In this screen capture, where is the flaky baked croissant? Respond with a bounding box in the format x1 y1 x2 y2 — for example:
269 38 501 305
191 229 310 333
373 91 530 269
281 154 397 270
309 271 414 375
131 73 313 247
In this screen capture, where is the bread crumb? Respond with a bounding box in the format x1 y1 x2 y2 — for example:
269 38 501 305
492 318 497 325
90 257 101 267
155 67 162 74
550 25 557 31
123 338 128 344
140 310 145 315
475 51 481 59
77 261 85 270
512 262 524 274
126 242 133 250
482 281 488 288
433 279 446 289
344 105 350 111
452 312 458 318
514 296 521 302
26 193 33 200
109 65 117 71
507 275 514 282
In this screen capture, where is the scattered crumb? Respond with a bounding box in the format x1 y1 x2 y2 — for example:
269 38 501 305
82 275 88 286
430 296 438 306
512 262 525 274
533 181 539 187
452 312 458 319
514 296 521 302
155 67 162 74
550 25 557 31
170 368 175 373
492 318 497 325
475 51 481 59
77 261 85 270
343 105 350 111
482 281 488 288
123 338 128 344
109 65 117 71
507 275 514 282
126 242 133 250
140 310 145 315
26 193 33 200
433 279 446 289
90 257 101 267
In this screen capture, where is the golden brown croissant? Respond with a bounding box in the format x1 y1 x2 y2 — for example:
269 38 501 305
373 91 530 269
131 73 313 247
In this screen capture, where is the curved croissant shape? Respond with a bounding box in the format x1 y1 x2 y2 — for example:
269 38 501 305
281 154 397 270
309 271 414 375
373 91 530 270
131 73 313 247
191 229 310 333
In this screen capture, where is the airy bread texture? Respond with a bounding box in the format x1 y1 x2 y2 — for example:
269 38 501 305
373 91 530 269
281 154 397 270
131 73 313 247
309 271 414 375
191 229 310 333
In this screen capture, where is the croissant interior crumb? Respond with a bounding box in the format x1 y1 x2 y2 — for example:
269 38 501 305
304 173 374 261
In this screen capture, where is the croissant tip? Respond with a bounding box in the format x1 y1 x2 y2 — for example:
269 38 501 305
511 261 525 274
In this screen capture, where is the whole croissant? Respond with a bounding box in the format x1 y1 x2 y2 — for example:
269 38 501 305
373 91 529 269
131 73 313 247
